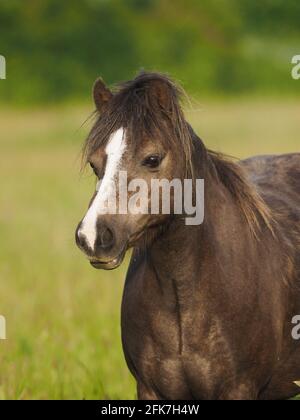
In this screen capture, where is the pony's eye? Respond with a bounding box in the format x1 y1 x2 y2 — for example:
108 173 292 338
142 155 162 169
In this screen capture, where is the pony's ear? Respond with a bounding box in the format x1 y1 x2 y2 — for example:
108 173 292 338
93 78 113 112
148 79 174 112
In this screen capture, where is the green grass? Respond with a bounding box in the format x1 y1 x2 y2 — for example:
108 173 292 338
0 99 299 399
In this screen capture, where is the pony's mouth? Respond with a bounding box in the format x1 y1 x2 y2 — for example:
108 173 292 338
88 224 158 271
89 248 127 270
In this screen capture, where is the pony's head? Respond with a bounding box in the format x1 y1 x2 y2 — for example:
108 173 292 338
75 72 195 270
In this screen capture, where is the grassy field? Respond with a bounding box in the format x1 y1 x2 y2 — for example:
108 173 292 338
0 99 299 400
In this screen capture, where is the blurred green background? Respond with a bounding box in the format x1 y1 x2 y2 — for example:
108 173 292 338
0 0 300 103
0 0 299 400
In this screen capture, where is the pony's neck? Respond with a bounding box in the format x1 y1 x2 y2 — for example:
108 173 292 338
148 136 263 290
149 174 246 287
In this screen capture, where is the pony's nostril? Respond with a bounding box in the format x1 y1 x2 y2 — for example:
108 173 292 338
97 225 114 249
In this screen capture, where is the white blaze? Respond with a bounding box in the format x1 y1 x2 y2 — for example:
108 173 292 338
79 128 126 250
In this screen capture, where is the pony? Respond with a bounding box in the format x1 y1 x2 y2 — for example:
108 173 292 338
76 71 300 400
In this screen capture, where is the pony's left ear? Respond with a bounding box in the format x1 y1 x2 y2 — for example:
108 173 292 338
93 78 113 112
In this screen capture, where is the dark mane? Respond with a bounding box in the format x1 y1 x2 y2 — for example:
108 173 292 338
83 71 273 238
208 151 274 238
